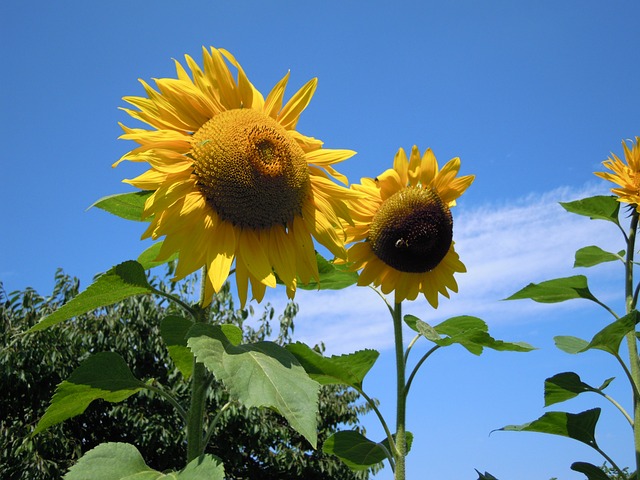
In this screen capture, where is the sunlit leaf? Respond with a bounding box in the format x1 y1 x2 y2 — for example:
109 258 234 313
560 195 620 225
295 254 358 290
506 275 598 303
429 316 535 355
89 191 153 222
544 372 613 407
187 324 319 447
574 246 624 268
322 430 389 470
554 335 589 353
556 311 639 356
414 318 442 342
570 462 610 480
286 342 379 389
160 315 195 378
35 353 145 435
28 261 154 333
64 442 224 479
498 409 601 449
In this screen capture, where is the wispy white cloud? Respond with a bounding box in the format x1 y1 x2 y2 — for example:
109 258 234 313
263 183 626 354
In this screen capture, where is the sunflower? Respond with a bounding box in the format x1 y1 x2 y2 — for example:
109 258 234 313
594 137 640 210
115 46 358 306
343 146 474 307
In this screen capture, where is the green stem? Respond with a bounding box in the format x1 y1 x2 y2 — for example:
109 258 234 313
202 401 233 451
624 211 640 478
596 390 634 427
145 382 188 422
356 387 396 471
405 345 441 397
392 302 407 480
185 267 211 464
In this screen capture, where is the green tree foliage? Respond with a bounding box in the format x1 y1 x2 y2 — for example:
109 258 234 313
0 268 376 480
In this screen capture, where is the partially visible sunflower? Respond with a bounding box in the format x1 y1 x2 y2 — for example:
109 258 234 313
115 46 358 306
343 146 474 307
595 137 640 210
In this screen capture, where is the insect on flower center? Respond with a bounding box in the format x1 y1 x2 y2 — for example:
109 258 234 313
191 109 311 229
368 187 453 273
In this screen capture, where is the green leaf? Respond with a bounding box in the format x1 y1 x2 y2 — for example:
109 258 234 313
295 254 358 290
160 316 195 378
560 195 620 225
187 324 320 448
544 372 610 407
89 191 153 222
570 462 611 480
574 246 624 268
137 241 178 270
585 310 640 355
555 335 589 353
28 261 154 333
414 318 442 342
285 342 379 389
506 275 598 303
35 352 145 435
380 431 413 455
556 311 639 356
429 316 535 355
64 442 224 479
322 430 389 470
498 408 601 449
403 314 420 331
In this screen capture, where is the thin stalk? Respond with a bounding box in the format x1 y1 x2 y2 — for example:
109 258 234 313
405 345 441 397
202 401 233 450
144 383 188 422
151 286 198 318
404 334 421 365
392 302 407 480
594 444 629 480
595 391 634 427
356 387 396 471
185 267 211 463
624 210 640 478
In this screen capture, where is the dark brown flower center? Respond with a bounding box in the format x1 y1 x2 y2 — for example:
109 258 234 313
191 109 311 228
368 187 452 273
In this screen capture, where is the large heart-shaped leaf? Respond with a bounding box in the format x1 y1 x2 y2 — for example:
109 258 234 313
187 324 320 447
28 261 154 333
286 342 379 389
322 430 389 470
35 352 146 434
64 442 224 479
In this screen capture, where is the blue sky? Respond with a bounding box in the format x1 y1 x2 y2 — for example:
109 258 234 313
2 1 639 479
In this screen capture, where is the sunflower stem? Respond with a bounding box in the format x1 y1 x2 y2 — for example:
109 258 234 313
392 301 407 480
624 210 640 479
186 267 211 464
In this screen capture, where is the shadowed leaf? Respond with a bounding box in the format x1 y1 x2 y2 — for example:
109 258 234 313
545 372 613 407
35 353 145 435
286 342 379 389
160 315 195 378
322 431 388 470
498 409 601 449
570 462 610 480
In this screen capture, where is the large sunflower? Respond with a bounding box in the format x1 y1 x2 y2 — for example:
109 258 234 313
343 146 474 307
115 46 358 306
594 137 640 210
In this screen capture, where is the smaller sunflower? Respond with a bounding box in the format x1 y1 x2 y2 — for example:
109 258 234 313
595 137 640 210
343 146 474 307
